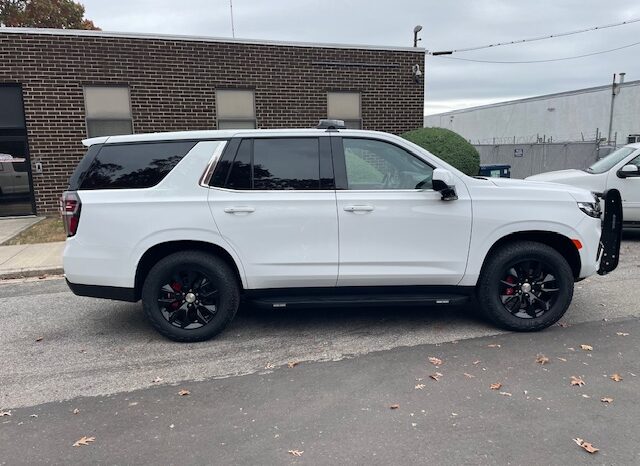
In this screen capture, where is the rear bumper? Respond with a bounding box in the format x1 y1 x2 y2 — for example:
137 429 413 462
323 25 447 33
66 279 138 302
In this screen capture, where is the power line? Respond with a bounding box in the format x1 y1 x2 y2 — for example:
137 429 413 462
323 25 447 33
430 40 640 64
430 17 640 55
435 41 640 63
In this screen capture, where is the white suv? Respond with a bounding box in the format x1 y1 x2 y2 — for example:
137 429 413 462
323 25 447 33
62 123 622 342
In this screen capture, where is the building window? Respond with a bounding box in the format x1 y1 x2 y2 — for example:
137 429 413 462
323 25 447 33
216 89 256 129
327 92 361 129
84 86 133 138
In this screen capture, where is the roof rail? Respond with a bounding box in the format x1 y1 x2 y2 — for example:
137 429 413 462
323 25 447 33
317 119 346 131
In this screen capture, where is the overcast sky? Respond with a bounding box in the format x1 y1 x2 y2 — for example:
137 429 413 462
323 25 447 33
81 0 640 115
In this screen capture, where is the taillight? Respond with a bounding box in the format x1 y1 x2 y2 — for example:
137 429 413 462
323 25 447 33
60 191 81 237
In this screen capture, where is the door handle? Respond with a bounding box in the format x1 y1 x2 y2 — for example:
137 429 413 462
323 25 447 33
224 206 255 213
343 205 375 212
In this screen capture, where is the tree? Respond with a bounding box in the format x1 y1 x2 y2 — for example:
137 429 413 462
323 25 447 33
402 127 481 176
0 0 100 29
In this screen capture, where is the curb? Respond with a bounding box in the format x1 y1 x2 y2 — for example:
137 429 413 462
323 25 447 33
0 267 64 280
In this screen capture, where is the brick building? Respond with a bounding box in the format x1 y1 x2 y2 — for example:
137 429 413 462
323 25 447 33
0 28 424 216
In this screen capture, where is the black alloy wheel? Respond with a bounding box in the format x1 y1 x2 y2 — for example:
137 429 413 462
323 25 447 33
477 240 574 332
158 269 220 329
499 260 560 319
142 251 239 342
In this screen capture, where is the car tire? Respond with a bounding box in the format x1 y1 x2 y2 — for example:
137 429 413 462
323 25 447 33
477 240 574 331
141 250 240 342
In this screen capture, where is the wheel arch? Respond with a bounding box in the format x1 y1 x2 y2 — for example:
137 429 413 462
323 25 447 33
134 240 245 300
480 231 582 280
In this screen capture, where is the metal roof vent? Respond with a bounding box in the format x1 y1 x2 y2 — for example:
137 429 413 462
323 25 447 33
317 119 346 130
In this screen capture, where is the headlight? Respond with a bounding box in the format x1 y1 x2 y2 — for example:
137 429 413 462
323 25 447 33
577 201 601 218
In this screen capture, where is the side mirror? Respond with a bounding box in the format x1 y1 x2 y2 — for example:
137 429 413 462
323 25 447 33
617 164 640 178
432 168 458 201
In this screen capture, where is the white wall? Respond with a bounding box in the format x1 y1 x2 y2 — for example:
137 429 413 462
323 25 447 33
425 81 640 145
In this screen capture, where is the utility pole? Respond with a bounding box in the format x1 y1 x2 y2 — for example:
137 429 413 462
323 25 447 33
607 73 625 144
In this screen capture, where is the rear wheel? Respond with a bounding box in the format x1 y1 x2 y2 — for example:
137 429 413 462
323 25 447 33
141 251 239 342
477 241 574 331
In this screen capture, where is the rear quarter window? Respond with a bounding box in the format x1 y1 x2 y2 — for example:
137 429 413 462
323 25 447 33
79 141 197 190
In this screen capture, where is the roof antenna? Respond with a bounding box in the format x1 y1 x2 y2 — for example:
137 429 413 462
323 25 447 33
229 0 236 38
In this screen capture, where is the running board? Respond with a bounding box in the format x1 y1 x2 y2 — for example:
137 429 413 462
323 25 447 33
249 293 470 310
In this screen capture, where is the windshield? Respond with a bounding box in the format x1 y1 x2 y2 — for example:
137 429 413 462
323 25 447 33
586 147 637 174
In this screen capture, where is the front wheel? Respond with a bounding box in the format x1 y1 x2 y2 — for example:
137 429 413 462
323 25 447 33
141 251 239 342
477 241 574 331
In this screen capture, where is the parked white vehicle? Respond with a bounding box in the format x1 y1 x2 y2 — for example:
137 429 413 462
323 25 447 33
62 122 621 342
526 143 640 224
0 153 30 195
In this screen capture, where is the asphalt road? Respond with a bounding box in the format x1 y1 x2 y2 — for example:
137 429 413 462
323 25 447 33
1 232 639 412
2 317 639 465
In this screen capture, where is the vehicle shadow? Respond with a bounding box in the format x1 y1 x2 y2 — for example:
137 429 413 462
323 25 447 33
100 300 490 343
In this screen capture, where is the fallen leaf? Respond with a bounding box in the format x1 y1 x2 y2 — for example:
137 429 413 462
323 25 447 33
570 376 585 387
557 357 567 362
499 391 512 397
72 408 80 415
428 357 443 366
616 332 629 336
35 337 43 342
152 377 163 383
573 437 599 454
177 389 191 396
0 410 11 417
30 414 38 418
580 344 593 351
610 373 623 382
265 363 275 369
169 424 174 429
411 422 417 427
556 322 569 328
429 372 443 381
463 372 475 378
389 404 400 409
287 361 299 369
581 394 590 398
600 397 614 403
490 383 502 390
288 450 304 457
38 274 47 279
414 384 425 390
473 360 481 365
72 436 95 447
536 354 550 365
487 344 501 348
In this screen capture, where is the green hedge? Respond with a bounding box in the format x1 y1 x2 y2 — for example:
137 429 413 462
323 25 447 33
401 127 480 176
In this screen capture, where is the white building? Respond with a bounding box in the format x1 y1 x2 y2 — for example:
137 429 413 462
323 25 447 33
425 77 640 145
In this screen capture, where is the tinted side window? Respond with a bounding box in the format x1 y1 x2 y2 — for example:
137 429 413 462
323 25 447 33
343 138 433 190
68 144 102 190
80 141 197 189
253 138 320 190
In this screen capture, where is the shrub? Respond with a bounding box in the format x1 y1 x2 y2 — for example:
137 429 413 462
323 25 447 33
401 127 480 176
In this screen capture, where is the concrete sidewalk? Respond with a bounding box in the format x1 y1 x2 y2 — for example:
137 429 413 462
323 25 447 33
0 241 64 279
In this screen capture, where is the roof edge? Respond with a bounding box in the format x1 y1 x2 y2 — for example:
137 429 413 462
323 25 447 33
427 79 640 117
0 27 424 53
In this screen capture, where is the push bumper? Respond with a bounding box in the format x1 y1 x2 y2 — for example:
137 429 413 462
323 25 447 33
597 189 623 275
